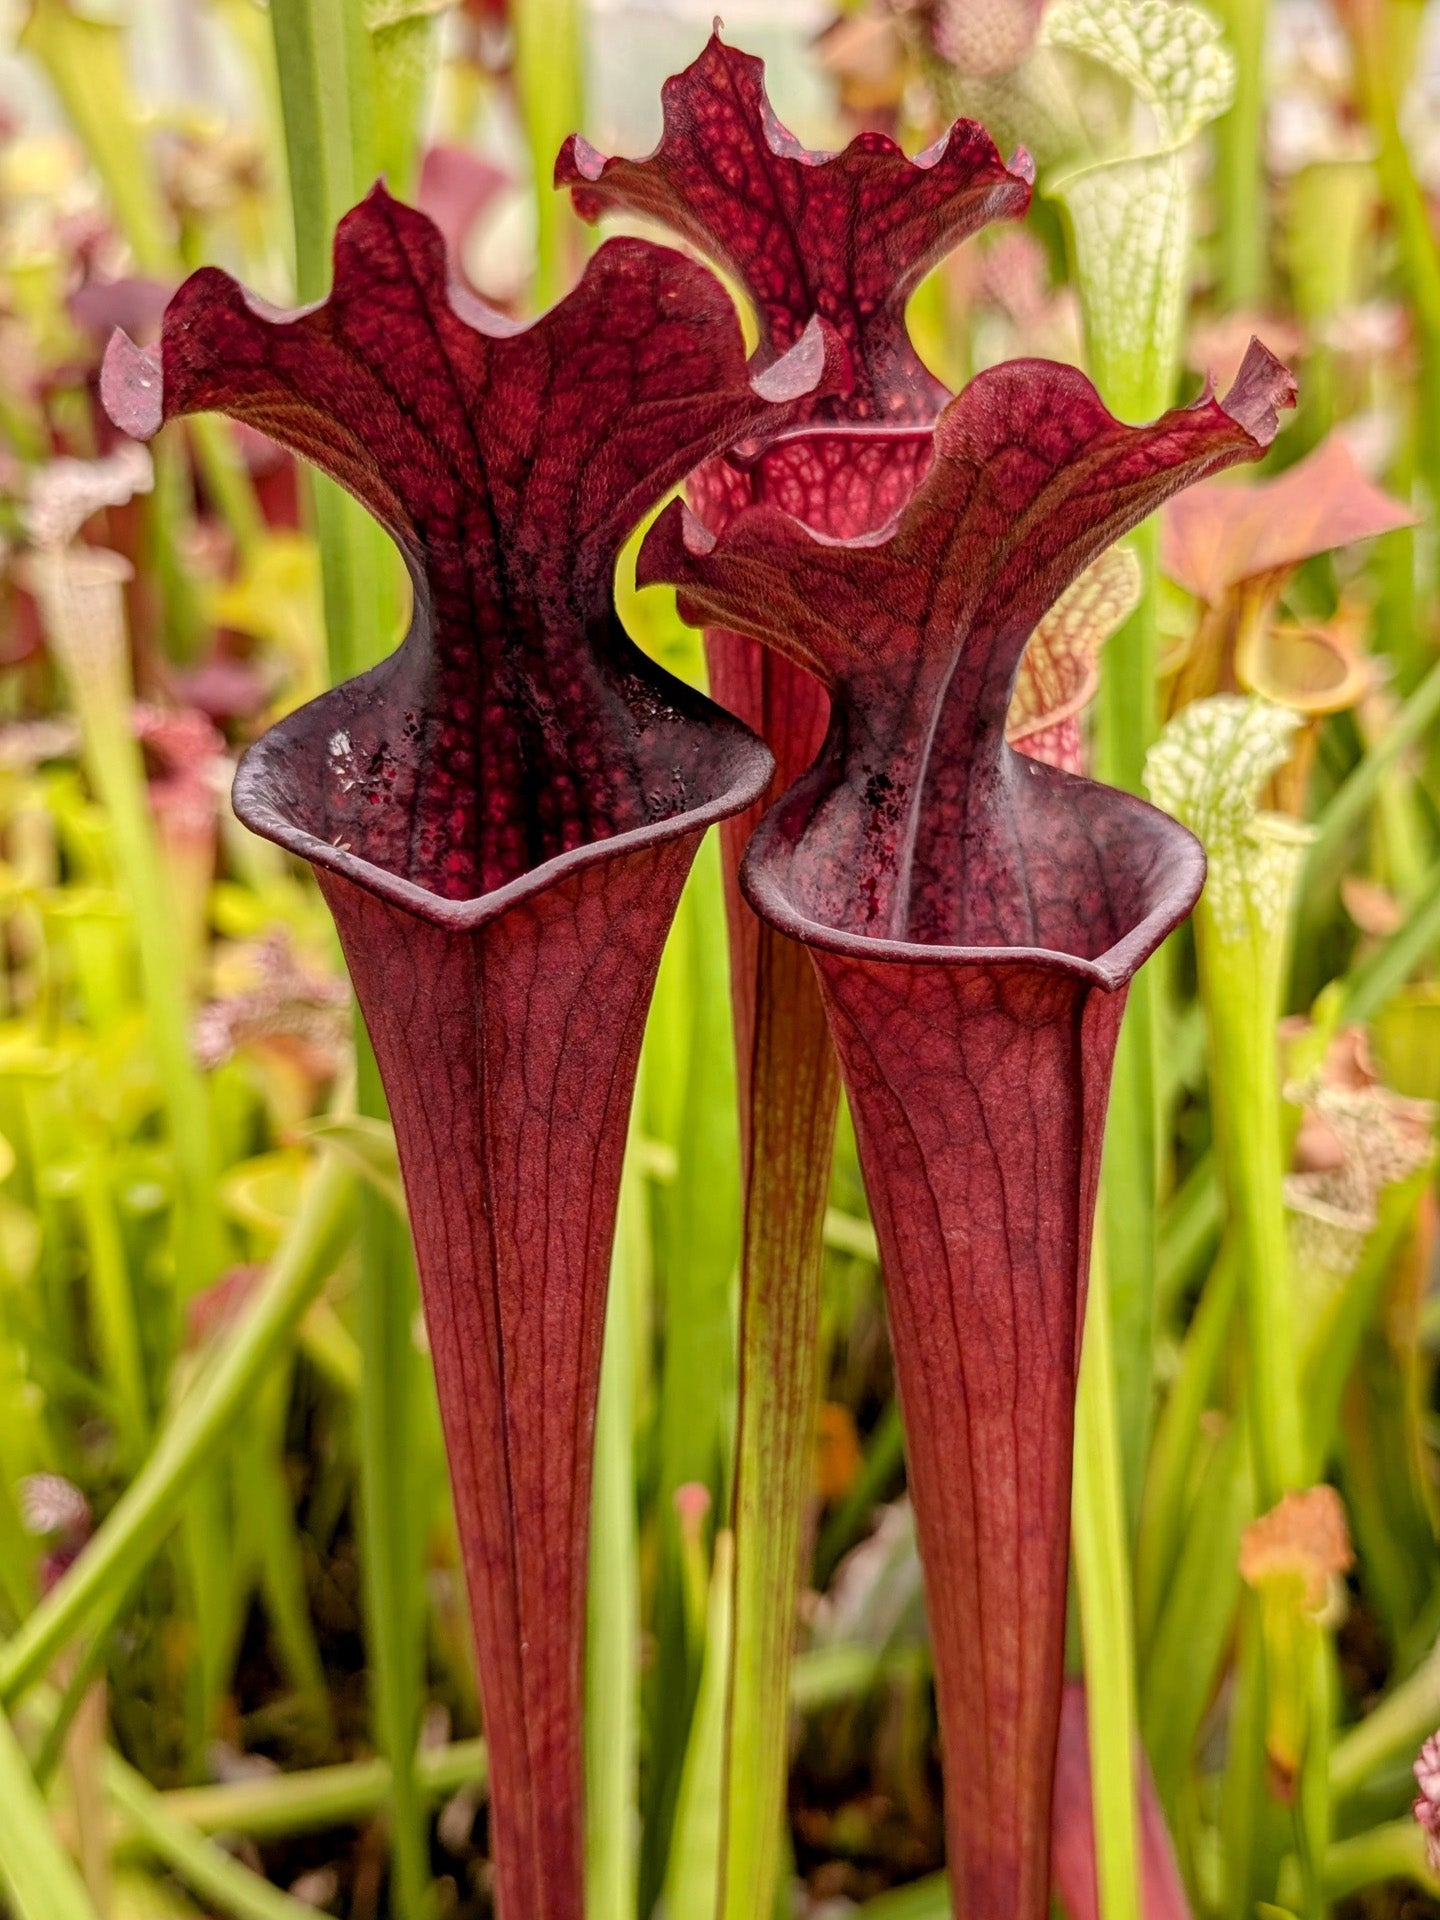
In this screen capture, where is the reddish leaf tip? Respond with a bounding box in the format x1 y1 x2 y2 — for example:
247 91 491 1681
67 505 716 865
100 329 163 441
1219 336 1299 447
553 130 603 188
635 497 715 591
753 313 852 406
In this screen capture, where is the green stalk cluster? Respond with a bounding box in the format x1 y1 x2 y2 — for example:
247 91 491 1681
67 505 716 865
1148 697 1319 1903
24 549 223 1290
1032 10 1238 1914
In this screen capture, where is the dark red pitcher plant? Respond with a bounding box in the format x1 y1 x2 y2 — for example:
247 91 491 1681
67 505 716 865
641 339 1296 1919
101 187 846 1920
559 41 1033 1904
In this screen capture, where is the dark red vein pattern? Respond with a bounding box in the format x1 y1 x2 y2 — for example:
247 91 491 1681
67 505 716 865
101 188 849 1920
820 961 1123 1920
321 852 681 1920
644 343 1293 958
561 44 1032 1907
643 342 1294 1919
103 185 843 903
558 29 1032 424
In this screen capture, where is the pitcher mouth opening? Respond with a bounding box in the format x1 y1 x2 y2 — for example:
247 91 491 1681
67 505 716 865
700 425 938 548
740 763 1206 993
232 660 774 935
725 421 939 463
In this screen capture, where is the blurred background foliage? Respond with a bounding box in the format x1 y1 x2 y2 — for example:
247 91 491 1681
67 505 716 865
4 1 1440 1918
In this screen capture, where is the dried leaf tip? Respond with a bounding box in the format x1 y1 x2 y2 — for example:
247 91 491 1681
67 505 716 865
1239 1485 1354 1616
1214 336 1299 442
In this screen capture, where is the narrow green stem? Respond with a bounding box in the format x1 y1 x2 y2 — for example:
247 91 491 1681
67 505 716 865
182 1470 239 1764
1094 521 1164 1529
0 1157 351 1704
1094 517 1161 787
145 1741 487 1845
244 1372 335 1740
190 418 268 567
105 1753 321 1920
27 550 223 1286
371 13 441 200
1300 653 1440 915
663 1534 736 1920
1155 1150 1220 1329
1135 1240 1239 1653
512 0 584 308
1209 0 1270 307
148 437 213 658
721 926 840 1920
1330 1639 1440 1804
269 0 376 308
1347 0 1440 503
1218 1598 1281 1916
0 1702 99 1920
1195 896 1304 1508
655 842 742 1507
586 1142 643 1919
1072 1226 1142 1920
269 0 404 694
1141 1413 1252 1812
20 2 170 272
642 837 741 1913
1325 1819 1440 1900
1294 1642 1336 1920
76 1142 151 1459
1098 977 1160 1525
